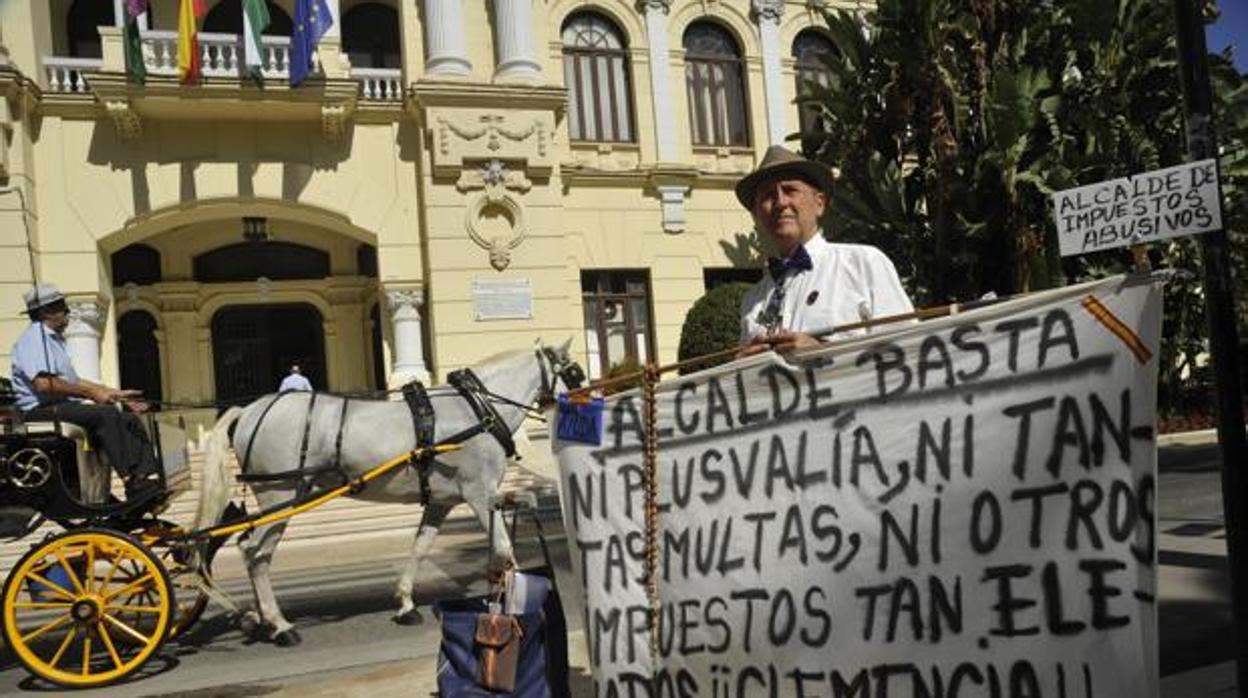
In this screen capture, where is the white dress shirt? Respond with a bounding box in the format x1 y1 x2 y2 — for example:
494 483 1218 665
740 234 914 343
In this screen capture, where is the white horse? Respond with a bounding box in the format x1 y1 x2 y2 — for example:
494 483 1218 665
194 342 584 645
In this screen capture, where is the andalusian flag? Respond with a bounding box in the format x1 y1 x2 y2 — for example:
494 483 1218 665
123 0 148 84
243 0 271 82
177 0 207 84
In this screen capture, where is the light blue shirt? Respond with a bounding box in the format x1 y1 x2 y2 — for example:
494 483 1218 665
10 322 77 412
279 373 313 392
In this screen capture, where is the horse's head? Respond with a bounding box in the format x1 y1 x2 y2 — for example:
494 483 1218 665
536 339 585 404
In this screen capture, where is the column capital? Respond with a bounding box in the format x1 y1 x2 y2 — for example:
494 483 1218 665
636 0 672 14
385 285 425 318
65 295 109 338
751 0 786 23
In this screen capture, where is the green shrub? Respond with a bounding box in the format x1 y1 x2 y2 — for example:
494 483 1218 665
602 356 643 395
677 282 753 375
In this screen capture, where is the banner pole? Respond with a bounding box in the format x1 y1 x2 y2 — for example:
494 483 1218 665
1172 1 1248 694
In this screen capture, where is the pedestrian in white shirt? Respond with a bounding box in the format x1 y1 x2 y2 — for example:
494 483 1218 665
736 146 914 356
278 365 313 392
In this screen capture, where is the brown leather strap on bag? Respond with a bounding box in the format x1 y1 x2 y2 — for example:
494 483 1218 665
475 613 523 692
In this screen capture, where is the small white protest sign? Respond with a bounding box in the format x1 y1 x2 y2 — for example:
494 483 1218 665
1053 159 1221 256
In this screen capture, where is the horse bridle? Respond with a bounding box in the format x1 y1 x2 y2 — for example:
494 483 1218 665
536 346 585 406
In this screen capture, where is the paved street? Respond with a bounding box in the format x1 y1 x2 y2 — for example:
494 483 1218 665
0 433 1238 696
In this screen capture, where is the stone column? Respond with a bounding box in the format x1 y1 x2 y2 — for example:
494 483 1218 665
753 0 787 146
639 1 688 233
386 286 430 385
422 0 472 78
65 297 108 383
639 0 677 161
492 0 541 84
323 0 341 39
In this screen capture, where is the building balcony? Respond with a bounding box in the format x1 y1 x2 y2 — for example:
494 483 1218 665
37 26 404 142
41 30 402 103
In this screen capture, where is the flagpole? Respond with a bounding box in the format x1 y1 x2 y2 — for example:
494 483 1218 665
1172 2 1248 695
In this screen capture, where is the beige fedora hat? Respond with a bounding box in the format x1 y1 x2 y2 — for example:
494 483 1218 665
734 145 833 210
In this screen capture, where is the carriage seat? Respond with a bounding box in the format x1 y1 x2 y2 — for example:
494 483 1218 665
20 418 193 506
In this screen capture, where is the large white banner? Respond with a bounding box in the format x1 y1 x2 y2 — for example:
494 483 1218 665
555 275 1163 698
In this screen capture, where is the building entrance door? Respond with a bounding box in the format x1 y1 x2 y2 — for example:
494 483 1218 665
212 304 325 404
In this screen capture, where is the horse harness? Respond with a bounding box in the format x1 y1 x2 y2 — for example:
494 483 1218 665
402 367 520 504
239 392 353 497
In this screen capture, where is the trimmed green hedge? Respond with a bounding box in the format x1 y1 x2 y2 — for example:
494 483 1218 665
677 282 752 375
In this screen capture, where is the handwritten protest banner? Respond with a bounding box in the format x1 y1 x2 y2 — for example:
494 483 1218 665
555 274 1163 698
1053 159 1221 256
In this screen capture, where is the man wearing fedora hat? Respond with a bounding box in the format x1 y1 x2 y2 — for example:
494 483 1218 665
10 283 160 500
736 146 913 355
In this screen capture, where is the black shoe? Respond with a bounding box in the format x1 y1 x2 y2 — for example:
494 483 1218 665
124 476 162 503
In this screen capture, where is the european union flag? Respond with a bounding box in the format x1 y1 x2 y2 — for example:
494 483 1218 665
290 0 333 87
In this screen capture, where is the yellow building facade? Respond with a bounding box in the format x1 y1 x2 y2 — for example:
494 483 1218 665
0 0 847 427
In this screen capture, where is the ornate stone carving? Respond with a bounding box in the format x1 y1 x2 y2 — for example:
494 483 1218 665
752 0 785 22
636 0 672 14
456 158 533 193
439 115 547 156
386 287 424 319
105 100 142 140
256 276 272 301
463 161 528 271
322 104 347 141
66 299 107 337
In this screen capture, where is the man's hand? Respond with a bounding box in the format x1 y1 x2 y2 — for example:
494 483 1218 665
86 385 149 412
737 330 822 358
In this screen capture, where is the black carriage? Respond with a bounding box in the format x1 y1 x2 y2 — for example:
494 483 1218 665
0 377 213 688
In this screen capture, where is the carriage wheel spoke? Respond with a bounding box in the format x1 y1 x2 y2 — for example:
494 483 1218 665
102 572 155 602
24 571 75 601
81 633 92 676
99 554 123 592
96 623 123 669
48 625 77 668
52 550 84 594
22 613 72 644
102 613 151 645
83 543 96 593
14 600 74 610
105 604 163 614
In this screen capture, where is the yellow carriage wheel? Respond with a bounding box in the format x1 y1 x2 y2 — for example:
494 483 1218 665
1 529 174 688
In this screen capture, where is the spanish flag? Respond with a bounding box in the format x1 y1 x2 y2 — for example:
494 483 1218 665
177 0 207 83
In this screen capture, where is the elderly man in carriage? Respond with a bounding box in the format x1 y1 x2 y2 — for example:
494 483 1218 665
8 284 162 503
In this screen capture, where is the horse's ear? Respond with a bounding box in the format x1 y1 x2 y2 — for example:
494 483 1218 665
533 337 543 349
559 337 572 354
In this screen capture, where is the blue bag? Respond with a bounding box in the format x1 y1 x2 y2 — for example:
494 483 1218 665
434 512 569 698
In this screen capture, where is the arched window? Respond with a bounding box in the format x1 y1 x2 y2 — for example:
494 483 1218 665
683 22 749 147
562 12 634 143
792 30 837 134
193 242 330 283
203 0 293 35
67 0 114 58
112 244 162 286
343 3 400 69
118 311 162 405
